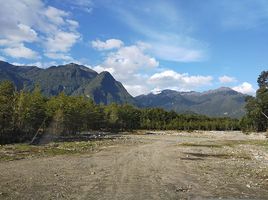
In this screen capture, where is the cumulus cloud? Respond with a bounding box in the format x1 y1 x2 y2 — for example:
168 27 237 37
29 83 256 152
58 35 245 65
92 39 124 50
232 82 255 95
219 75 237 83
44 6 68 25
149 70 213 91
91 38 213 96
124 84 150 97
91 40 160 96
120 70 214 96
120 73 151 96
2 44 39 59
0 0 80 60
105 45 158 72
44 31 80 53
96 42 159 81
13 24 38 43
92 65 114 74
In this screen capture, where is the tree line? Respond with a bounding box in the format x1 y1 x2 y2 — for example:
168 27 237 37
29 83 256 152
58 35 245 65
241 71 268 132
0 81 240 144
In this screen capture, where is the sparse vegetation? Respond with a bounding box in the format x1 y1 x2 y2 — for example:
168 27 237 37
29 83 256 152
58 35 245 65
179 143 223 148
179 139 268 149
0 139 119 161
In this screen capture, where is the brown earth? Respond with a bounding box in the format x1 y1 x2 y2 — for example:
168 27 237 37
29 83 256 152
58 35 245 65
0 131 267 199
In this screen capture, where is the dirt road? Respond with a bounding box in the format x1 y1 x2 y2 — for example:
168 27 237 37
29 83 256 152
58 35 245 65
0 131 267 199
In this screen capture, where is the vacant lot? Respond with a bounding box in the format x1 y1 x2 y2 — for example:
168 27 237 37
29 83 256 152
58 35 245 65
0 131 267 199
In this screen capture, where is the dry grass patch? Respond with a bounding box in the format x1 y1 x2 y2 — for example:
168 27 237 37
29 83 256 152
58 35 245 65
179 142 223 148
0 140 116 161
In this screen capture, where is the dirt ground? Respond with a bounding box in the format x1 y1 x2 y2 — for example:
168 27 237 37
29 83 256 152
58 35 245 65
0 131 268 200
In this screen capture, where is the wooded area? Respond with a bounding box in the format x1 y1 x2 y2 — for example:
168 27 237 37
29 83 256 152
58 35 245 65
0 81 240 144
1 70 267 144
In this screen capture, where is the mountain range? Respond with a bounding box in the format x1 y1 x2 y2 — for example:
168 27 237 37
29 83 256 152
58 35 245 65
136 88 247 118
0 61 247 118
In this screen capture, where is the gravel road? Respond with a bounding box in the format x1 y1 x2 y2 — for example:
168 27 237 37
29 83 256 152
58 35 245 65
0 131 267 199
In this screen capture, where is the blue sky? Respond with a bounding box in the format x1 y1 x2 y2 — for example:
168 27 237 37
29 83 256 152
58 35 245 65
0 0 267 96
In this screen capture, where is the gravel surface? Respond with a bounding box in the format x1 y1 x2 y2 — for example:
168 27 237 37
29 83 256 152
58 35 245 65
0 131 267 199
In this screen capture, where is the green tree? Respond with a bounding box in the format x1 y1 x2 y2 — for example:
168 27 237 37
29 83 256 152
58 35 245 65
242 71 268 132
257 71 268 88
104 103 120 130
15 87 46 135
0 81 16 136
117 104 141 130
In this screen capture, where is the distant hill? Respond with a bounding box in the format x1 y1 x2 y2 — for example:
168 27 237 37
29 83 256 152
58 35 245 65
0 61 135 104
135 87 247 118
0 60 247 117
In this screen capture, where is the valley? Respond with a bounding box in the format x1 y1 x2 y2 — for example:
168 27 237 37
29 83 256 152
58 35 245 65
0 1 267 199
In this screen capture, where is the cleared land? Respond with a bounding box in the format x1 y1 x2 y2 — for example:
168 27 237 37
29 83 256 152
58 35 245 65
0 131 267 199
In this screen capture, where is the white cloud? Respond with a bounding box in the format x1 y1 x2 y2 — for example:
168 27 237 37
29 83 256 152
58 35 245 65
44 6 68 26
219 75 237 83
28 61 59 68
95 43 158 85
44 31 80 53
104 45 158 77
92 65 115 74
91 40 159 96
67 20 79 30
232 82 255 95
2 44 39 59
0 0 80 60
15 24 38 43
11 61 59 69
91 38 212 96
92 39 124 50
124 84 150 97
149 70 213 91
151 87 162 95
122 70 214 96
44 52 73 61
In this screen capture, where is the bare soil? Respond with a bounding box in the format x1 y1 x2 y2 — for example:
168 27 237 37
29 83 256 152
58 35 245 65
0 131 267 199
